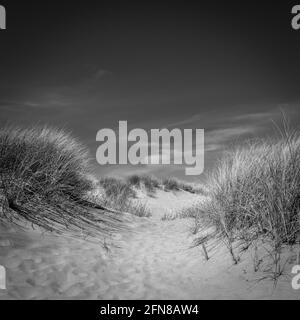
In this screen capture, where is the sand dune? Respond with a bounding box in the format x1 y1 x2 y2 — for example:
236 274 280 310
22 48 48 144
0 190 299 300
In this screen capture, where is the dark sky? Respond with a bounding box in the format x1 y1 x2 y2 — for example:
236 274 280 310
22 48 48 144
0 1 300 181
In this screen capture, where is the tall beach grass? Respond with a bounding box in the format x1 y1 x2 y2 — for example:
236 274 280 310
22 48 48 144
0 125 124 238
198 128 300 267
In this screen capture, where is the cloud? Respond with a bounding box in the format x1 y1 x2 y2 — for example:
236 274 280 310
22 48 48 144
230 111 279 122
165 114 203 128
143 149 184 165
94 109 286 181
0 100 50 111
0 89 76 111
93 69 112 80
162 109 283 153
203 125 260 153
206 125 257 142
100 163 176 178
166 109 280 129
0 66 113 114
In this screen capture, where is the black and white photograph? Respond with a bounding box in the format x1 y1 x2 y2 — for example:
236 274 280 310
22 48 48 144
0 0 300 303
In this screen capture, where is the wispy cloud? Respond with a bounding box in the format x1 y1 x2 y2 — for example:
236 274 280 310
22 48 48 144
206 125 258 143
162 109 283 154
231 111 276 122
166 109 280 129
93 69 112 80
165 114 203 128
0 96 72 110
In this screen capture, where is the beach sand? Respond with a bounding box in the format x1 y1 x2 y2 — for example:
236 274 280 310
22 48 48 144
0 189 299 299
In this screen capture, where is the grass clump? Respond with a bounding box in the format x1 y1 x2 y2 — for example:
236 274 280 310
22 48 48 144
0 125 92 202
162 178 181 191
126 200 152 218
99 176 151 217
127 175 141 187
199 129 300 267
140 175 160 193
100 177 136 200
0 125 123 238
127 174 161 194
127 174 202 195
162 178 203 194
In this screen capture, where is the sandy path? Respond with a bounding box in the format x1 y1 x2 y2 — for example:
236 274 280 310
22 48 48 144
0 190 299 299
103 190 300 299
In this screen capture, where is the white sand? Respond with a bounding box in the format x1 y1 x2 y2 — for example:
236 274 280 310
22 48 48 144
0 189 299 300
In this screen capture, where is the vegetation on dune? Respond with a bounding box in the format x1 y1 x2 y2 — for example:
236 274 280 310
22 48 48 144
0 126 168 235
162 178 181 191
127 174 141 187
127 174 205 195
162 177 205 194
100 177 136 200
0 125 124 238
127 174 160 194
197 126 300 273
161 204 200 222
3 123 296 282
140 175 160 193
0 126 92 200
99 177 151 217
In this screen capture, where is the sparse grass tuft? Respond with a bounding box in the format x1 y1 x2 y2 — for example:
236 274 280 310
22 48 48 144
162 178 181 191
127 174 141 187
162 178 204 194
140 175 161 193
100 177 136 200
127 174 161 194
127 174 203 195
99 176 151 217
126 200 152 218
161 204 201 222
